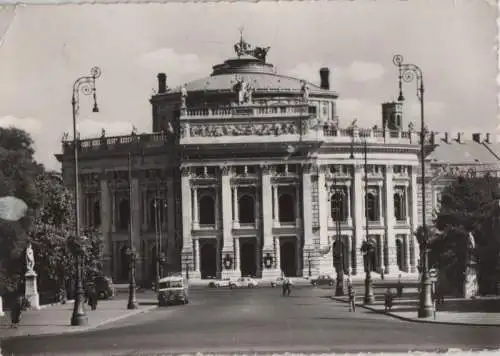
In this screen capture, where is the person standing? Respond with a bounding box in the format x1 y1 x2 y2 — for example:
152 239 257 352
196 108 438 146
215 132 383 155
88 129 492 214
347 279 356 312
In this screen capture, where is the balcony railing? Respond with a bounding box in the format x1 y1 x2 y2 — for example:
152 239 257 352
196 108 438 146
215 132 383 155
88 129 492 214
61 132 169 154
180 104 309 120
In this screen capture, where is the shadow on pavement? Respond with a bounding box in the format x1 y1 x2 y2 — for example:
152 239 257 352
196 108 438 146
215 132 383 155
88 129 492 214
436 298 500 313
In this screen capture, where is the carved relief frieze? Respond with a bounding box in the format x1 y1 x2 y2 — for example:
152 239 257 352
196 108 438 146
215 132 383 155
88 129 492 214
189 122 299 137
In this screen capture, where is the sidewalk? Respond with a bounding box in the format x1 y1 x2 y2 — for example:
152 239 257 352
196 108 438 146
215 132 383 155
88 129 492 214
332 294 500 326
0 297 157 340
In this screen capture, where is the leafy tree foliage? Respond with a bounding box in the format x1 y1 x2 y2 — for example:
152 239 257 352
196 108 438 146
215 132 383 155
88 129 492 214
431 175 500 294
0 127 41 294
0 127 103 297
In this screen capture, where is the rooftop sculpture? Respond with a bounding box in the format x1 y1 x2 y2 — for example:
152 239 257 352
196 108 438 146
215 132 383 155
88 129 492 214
234 29 270 62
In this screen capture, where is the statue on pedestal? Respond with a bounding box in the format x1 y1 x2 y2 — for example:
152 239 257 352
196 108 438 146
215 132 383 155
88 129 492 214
26 243 35 274
181 84 188 108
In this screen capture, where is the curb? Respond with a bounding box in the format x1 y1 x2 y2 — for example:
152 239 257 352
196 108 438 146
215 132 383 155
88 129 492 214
38 299 75 310
330 296 500 327
0 305 157 341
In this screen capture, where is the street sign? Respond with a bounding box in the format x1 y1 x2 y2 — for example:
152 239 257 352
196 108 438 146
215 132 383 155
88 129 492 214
429 268 438 278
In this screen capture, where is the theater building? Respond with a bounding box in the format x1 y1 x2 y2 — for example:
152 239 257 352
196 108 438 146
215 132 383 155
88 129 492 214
56 37 424 284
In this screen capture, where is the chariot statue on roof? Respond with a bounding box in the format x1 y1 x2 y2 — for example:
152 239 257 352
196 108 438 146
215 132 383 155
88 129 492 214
234 29 270 62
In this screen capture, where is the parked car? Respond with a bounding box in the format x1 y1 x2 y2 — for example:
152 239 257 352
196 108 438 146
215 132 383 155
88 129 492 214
157 276 189 306
310 274 335 286
208 278 232 288
270 277 286 288
229 277 258 288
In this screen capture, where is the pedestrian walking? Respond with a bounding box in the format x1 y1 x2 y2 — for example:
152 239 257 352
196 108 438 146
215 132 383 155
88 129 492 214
347 279 356 312
396 274 403 298
384 288 394 313
10 295 24 328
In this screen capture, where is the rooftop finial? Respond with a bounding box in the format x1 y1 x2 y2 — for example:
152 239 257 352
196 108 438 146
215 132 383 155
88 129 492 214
234 30 270 62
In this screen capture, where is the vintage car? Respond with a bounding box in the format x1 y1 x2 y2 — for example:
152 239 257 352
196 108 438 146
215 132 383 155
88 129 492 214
208 278 232 288
310 274 335 286
229 277 259 289
157 276 189 306
270 277 287 288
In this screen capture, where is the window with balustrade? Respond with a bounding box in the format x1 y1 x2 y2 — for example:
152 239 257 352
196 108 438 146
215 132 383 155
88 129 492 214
199 195 215 225
239 195 255 224
279 193 295 223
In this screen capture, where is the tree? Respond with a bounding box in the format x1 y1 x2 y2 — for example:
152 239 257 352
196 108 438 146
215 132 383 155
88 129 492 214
0 127 41 294
28 171 103 296
432 175 500 294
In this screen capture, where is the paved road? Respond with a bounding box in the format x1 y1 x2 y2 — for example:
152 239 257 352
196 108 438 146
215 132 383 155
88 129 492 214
2 286 500 355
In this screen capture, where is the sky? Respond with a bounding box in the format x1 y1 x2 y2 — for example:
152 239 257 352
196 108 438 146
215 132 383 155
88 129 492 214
0 0 497 171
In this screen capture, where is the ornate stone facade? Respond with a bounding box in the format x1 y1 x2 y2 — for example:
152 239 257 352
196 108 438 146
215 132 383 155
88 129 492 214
56 38 423 284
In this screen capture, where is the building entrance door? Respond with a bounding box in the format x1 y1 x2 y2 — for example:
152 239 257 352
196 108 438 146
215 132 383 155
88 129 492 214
200 241 217 279
240 239 257 277
280 240 297 277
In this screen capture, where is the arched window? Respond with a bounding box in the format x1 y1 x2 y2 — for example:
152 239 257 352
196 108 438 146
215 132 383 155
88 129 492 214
119 199 130 230
93 200 101 227
331 190 346 221
366 193 377 221
394 192 405 221
199 195 215 225
279 193 295 222
239 195 255 223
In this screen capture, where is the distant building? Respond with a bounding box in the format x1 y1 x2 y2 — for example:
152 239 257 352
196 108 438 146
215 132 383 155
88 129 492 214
60 36 487 285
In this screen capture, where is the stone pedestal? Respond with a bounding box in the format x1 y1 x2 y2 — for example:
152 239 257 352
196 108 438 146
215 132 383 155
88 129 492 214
24 271 40 310
463 263 478 299
0 296 4 316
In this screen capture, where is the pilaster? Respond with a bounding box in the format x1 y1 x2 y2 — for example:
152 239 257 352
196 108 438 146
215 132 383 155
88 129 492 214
261 165 280 279
410 166 419 272
221 166 237 279
317 165 329 247
181 168 194 277
166 174 176 268
131 177 142 282
353 164 364 275
384 164 397 274
100 177 112 277
302 164 313 246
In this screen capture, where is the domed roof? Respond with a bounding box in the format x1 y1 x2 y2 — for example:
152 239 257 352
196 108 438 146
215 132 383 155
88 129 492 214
173 37 335 95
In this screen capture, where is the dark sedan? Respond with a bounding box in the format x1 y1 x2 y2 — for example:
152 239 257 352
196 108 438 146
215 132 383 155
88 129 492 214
310 274 335 286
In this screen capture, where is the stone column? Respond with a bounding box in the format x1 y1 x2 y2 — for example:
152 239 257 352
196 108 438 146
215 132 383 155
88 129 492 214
100 177 112 277
317 165 334 276
275 236 281 271
232 185 239 229
166 173 176 269
353 164 364 275
379 234 385 273
181 168 194 278
301 164 313 277
194 239 200 274
405 182 410 224
410 165 419 272
384 165 397 274
262 165 279 279
221 166 236 279
346 182 352 225
235 238 241 275
192 187 199 229
346 233 352 275
131 176 143 282
378 183 384 224
295 184 302 227
404 234 411 272
273 185 279 227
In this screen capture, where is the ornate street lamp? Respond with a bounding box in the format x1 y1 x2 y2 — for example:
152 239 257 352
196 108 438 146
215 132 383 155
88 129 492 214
393 54 432 318
70 67 101 326
326 172 345 296
362 140 374 304
127 153 138 310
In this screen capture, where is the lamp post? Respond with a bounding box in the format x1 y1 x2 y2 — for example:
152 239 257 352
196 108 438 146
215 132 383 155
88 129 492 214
362 140 374 304
326 172 345 296
127 153 139 310
393 54 432 318
70 67 101 326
